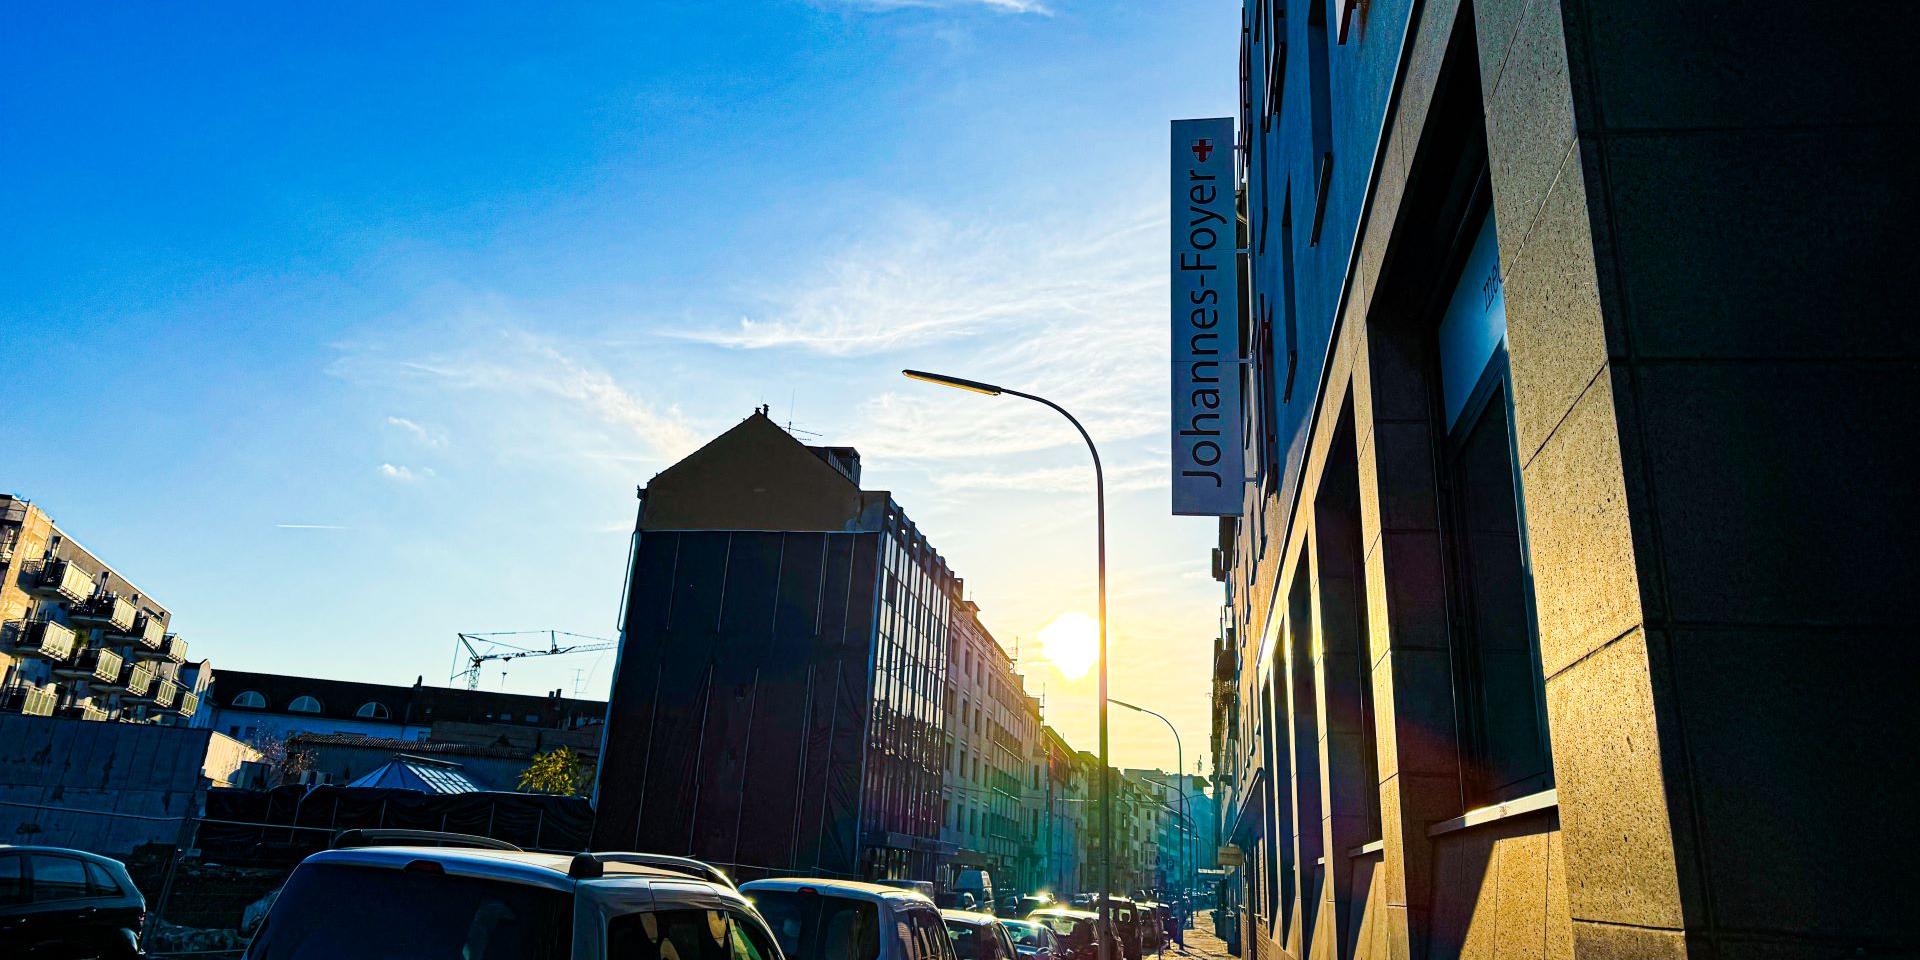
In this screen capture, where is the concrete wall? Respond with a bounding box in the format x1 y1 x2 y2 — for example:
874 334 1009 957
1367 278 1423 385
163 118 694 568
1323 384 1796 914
0 713 210 859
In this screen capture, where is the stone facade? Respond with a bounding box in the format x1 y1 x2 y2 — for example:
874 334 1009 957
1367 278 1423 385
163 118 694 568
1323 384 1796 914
1211 2 1918 959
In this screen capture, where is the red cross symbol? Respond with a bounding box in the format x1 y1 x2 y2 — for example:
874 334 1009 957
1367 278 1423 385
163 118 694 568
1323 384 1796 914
1191 139 1214 163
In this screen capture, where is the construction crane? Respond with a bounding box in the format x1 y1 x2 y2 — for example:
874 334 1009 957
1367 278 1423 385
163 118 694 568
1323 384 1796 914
450 630 616 690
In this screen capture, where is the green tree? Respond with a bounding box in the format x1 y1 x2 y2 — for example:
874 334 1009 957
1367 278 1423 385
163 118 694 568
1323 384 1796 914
518 746 588 796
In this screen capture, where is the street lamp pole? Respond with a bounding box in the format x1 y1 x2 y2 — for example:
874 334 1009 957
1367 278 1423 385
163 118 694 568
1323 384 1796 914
902 370 1111 960
1109 697 1189 939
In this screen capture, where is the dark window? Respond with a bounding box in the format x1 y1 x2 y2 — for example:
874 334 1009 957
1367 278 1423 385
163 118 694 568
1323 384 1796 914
1443 350 1553 804
1305 0 1334 243
747 890 879 960
84 860 123 897
243 862 571 960
31 856 89 902
609 909 777 960
0 855 23 906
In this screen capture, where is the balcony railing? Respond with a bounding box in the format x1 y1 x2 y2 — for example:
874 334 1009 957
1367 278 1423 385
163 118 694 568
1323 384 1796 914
69 594 137 632
11 620 78 662
6 684 59 717
123 662 157 700
113 612 167 653
160 634 188 664
25 559 94 604
169 690 200 718
149 679 180 710
53 647 124 687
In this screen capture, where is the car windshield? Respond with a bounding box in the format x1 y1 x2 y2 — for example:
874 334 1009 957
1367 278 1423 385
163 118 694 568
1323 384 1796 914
1002 923 1043 948
243 862 571 960
747 889 880 960
1030 917 1085 945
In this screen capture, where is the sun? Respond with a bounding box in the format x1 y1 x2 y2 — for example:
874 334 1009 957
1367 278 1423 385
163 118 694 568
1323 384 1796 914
1037 612 1099 681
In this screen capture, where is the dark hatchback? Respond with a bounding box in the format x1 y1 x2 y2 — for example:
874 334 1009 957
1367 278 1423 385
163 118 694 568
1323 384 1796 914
0 846 146 959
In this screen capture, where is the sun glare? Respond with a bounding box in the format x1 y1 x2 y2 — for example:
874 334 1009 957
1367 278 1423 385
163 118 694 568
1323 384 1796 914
1037 612 1099 681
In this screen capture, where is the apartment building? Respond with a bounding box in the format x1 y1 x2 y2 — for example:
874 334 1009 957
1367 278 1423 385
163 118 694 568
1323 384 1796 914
938 598 1045 893
0 495 197 724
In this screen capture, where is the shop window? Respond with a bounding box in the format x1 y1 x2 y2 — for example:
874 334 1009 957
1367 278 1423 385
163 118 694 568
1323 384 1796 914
1436 211 1554 806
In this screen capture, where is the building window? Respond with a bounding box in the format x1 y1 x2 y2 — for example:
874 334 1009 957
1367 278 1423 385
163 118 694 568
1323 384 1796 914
287 695 322 714
232 691 267 709
1306 0 1334 244
355 701 390 720
1436 211 1553 806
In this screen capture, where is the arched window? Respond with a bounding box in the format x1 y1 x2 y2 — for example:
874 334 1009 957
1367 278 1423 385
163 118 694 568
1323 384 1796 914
288 695 322 714
232 691 267 709
355 701 390 720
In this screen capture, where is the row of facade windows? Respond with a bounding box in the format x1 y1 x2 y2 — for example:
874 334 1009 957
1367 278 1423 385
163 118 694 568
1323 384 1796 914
228 690 390 719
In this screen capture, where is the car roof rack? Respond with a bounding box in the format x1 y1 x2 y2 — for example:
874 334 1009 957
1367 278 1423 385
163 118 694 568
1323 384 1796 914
567 851 735 887
332 829 522 852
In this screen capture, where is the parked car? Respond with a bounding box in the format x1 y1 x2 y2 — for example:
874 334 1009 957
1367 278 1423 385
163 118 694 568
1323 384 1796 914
1023 908 1104 960
876 879 937 901
941 910 1018 960
1015 893 1055 917
952 870 996 917
744 878 952 960
1101 896 1142 960
1134 902 1163 954
997 919 1058 960
0 845 146 959
241 829 773 960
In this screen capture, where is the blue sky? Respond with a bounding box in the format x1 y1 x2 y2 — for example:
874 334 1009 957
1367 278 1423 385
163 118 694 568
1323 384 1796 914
1 0 1237 771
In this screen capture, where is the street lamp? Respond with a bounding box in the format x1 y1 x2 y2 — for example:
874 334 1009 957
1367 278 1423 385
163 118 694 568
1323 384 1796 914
1109 697 1191 941
901 369 1113 960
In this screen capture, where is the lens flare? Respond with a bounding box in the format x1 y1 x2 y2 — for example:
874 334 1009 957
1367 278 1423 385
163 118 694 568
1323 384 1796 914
1038 612 1099 680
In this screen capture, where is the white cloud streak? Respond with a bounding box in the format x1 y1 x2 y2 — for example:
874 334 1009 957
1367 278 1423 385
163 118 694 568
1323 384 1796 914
385 416 448 448
377 463 430 482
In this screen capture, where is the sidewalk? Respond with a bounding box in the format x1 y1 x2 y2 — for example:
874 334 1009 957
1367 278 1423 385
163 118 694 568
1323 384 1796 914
1156 911 1235 960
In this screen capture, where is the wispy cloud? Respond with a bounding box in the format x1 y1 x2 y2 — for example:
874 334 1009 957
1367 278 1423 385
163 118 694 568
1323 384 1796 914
333 321 702 470
275 523 349 530
932 460 1164 496
813 0 1052 15
681 202 1169 469
377 463 433 482
385 416 448 449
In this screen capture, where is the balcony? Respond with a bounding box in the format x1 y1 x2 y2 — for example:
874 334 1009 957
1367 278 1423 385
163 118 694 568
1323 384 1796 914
149 679 180 710
69 593 136 633
160 634 188 664
11 620 78 662
163 690 199 718
122 662 157 700
25 559 94 604
56 702 109 722
5 684 59 717
118 614 168 657
53 647 124 687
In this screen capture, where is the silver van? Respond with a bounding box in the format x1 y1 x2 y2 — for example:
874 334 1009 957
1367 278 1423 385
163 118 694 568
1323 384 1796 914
742 878 955 960
243 830 779 960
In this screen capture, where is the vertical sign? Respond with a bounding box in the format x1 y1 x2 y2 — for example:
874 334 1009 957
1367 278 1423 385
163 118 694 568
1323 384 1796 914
1171 117 1244 517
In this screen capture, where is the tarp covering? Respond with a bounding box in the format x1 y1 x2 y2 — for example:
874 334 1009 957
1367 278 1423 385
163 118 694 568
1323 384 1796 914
592 530 879 879
199 786 592 865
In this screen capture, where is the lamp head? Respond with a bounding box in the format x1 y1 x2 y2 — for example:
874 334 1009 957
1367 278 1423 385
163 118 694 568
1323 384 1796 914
902 369 1003 396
